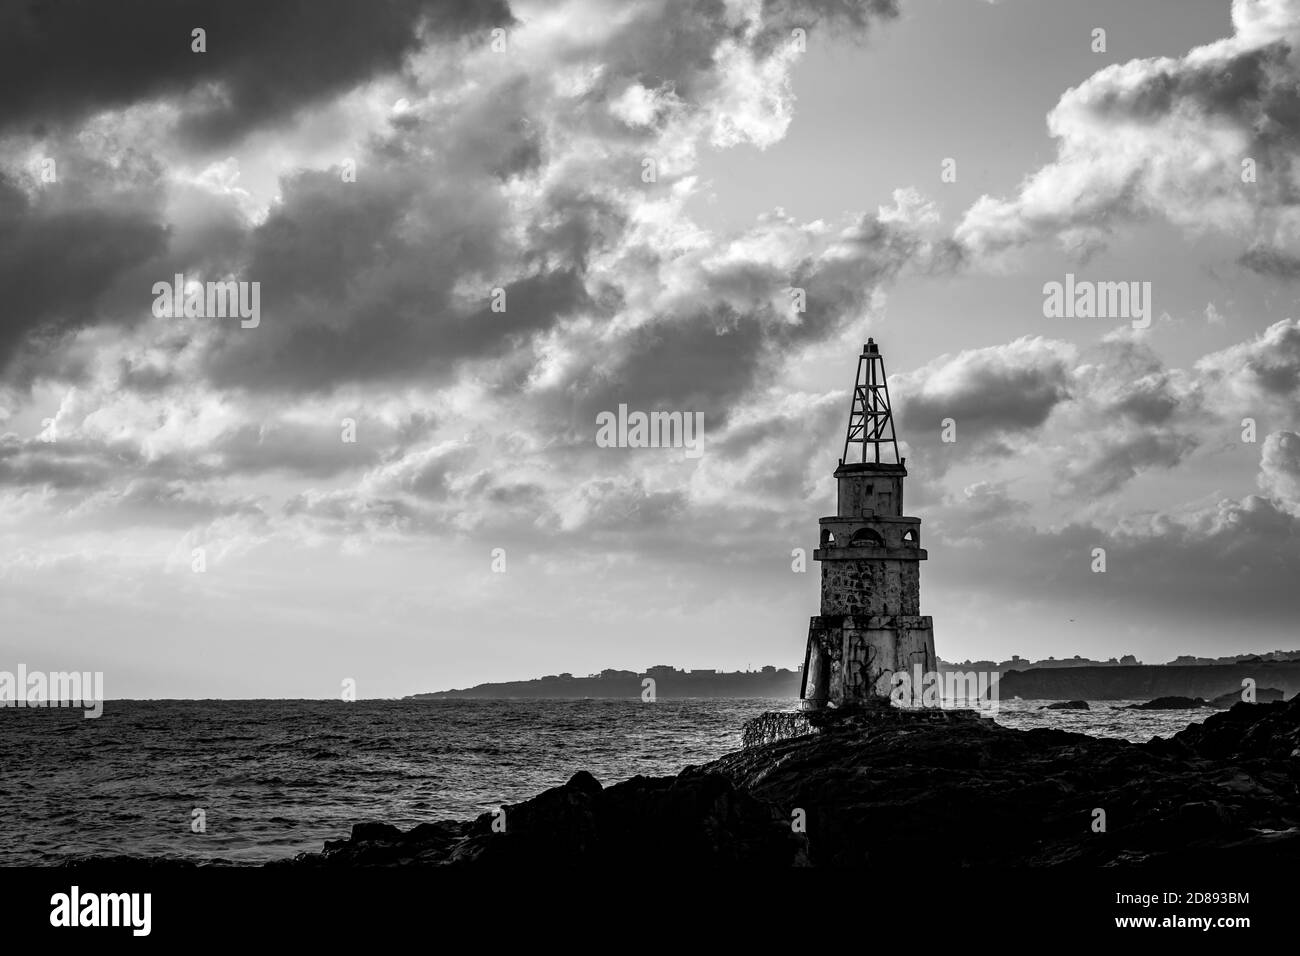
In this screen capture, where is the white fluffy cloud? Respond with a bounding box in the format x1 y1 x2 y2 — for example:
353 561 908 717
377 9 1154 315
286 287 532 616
956 0 1300 265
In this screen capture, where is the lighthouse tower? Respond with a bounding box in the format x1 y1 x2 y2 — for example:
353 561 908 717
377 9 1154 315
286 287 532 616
800 338 936 710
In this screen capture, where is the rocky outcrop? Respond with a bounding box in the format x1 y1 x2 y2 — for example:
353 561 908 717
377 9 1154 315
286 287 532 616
740 711 815 747
1154 698 1300 761
1121 696 1208 710
281 767 807 867
1042 700 1090 710
710 698 1300 866
1210 687 1285 708
285 698 1300 868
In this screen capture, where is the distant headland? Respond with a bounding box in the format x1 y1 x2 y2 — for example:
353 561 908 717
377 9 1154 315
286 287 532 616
408 649 1300 700
408 665 802 700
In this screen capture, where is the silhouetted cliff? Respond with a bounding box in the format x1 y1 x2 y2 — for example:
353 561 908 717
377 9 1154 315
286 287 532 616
997 661 1300 700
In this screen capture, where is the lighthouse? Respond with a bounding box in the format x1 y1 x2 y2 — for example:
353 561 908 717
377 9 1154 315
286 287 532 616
800 338 936 710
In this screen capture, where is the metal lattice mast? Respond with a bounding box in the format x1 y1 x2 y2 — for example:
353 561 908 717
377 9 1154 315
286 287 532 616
841 338 900 465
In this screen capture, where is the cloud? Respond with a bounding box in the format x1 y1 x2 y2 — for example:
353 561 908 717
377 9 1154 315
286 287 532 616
1054 430 1199 498
0 434 122 491
70 478 265 527
1259 429 1300 500
0 0 909 413
930 419 1300 635
0 162 169 368
937 491 1300 638
895 337 1076 444
1196 317 1300 414
955 0 1300 264
556 474 688 532
0 0 510 146
1237 243 1300 278
891 328 1280 502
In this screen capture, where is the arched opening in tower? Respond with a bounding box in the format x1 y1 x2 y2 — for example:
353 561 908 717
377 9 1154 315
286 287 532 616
849 528 884 548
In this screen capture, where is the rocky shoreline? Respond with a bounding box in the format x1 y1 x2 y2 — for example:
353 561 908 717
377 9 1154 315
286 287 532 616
280 697 1300 867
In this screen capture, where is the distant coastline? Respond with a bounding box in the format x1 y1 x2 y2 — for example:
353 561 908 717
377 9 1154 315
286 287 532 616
408 665 803 700
409 649 1300 700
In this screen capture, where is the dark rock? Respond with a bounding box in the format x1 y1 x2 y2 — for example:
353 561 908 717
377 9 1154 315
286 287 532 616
1042 700 1090 710
1123 696 1209 710
1167 699 1300 761
740 711 814 747
708 697 1300 866
286 763 806 867
349 822 403 842
565 770 603 796
741 704 984 748
1209 687 1286 709
283 697 1300 868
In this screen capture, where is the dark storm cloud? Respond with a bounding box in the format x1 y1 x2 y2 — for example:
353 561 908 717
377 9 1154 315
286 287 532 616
896 340 1074 440
950 481 1021 528
1085 44 1287 128
936 494 1300 634
1056 430 1199 498
537 208 932 435
892 333 1211 499
4 0 909 404
715 400 843 501
0 141 261 382
571 308 771 426
1 0 919 556
194 71 601 393
1238 244 1300 278
0 0 511 146
712 396 840 462
1087 333 1203 430
0 169 168 368
0 434 120 490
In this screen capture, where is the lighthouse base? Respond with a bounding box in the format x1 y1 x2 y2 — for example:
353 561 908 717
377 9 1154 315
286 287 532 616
800 614 935 710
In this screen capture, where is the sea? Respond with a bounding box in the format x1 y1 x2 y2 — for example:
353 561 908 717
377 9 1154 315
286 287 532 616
0 697 1213 866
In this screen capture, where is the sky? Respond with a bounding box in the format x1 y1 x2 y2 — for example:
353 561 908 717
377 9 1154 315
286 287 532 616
2 0 1300 697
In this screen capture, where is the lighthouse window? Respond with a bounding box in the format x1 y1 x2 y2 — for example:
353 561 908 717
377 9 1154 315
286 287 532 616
849 528 884 548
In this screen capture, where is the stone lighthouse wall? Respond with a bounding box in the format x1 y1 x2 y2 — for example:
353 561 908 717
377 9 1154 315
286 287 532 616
802 614 935 707
820 559 920 616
